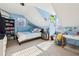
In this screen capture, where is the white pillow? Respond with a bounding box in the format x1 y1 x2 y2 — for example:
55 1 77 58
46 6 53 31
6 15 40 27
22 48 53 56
32 28 41 33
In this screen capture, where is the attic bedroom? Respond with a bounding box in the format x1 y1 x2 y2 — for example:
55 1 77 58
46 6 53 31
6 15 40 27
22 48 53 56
0 3 79 56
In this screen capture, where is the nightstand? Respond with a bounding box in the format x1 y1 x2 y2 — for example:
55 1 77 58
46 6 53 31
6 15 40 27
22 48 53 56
41 29 49 40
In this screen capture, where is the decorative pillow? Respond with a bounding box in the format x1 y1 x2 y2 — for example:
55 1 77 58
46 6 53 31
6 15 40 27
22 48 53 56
32 28 41 33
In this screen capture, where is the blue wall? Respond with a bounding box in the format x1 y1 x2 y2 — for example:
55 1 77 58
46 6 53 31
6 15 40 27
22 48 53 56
9 13 37 33
9 8 58 36
61 27 79 35
9 8 52 33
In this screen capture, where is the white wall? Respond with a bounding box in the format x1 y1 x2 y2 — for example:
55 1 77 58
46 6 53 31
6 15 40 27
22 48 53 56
53 3 79 27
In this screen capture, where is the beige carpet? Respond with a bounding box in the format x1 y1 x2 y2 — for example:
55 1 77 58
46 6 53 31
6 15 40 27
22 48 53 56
6 39 45 56
6 39 79 56
37 41 53 51
11 41 53 56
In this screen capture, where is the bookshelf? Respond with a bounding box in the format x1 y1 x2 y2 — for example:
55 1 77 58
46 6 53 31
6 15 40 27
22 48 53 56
5 18 15 40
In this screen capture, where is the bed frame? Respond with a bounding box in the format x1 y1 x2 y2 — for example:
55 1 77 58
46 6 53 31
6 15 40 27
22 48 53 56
16 35 42 45
63 35 79 47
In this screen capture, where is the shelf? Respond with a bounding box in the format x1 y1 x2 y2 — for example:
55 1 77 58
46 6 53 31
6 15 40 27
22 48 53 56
5 28 14 31
5 18 15 40
6 23 13 26
6 31 14 34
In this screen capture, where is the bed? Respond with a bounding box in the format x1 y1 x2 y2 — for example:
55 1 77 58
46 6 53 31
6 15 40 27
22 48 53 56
63 35 79 47
16 32 41 44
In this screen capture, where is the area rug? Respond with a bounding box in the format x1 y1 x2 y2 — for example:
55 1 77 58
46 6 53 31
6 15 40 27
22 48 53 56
11 41 53 56
37 41 53 51
11 46 42 56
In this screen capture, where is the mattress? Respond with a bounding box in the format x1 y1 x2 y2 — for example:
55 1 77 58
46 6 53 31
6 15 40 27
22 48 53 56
63 35 79 46
63 35 79 40
17 32 41 43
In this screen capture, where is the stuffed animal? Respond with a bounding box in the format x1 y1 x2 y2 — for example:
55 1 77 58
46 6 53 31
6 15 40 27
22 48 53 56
55 33 66 48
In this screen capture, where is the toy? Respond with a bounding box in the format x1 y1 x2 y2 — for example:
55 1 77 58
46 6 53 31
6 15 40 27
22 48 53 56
55 33 66 48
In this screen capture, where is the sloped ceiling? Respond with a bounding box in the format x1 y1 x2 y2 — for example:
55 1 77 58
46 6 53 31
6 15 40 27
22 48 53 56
0 3 56 28
0 3 56 16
